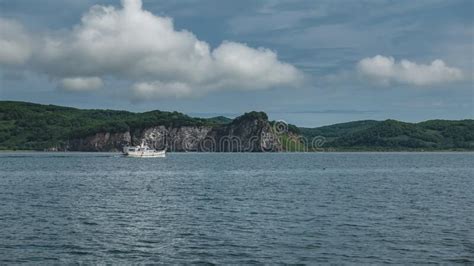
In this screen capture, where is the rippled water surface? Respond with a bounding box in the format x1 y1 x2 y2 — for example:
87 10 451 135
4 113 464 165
0 152 473 264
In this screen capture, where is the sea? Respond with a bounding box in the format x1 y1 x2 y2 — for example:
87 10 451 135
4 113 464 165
0 152 473 264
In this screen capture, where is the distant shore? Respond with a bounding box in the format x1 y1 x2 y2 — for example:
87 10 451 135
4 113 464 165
1 150 473 153
1 101 473 152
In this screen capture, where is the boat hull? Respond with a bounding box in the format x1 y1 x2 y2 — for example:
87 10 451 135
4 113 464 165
124 150 166 158
122 146 166 158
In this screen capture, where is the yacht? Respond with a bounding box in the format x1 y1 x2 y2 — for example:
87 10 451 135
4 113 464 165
122 142 166 158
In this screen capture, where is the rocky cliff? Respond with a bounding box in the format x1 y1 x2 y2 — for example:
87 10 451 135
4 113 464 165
66 112 282 152
4 101 472 152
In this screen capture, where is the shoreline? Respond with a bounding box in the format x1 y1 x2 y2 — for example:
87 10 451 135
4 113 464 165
1 150 473 153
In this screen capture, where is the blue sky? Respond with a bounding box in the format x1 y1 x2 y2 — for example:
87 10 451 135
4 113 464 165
0 0 472 126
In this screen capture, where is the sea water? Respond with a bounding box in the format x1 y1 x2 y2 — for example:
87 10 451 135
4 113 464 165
0 152 473 263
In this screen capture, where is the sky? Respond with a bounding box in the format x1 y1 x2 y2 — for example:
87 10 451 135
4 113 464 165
0 0 472 127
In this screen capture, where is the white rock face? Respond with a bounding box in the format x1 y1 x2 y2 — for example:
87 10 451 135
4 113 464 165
140 126 213 151
67 115 282 152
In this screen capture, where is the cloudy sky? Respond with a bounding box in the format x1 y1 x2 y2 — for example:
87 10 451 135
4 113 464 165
0 0 472 126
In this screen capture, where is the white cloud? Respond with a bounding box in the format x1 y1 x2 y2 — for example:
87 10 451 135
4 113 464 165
357 55 464 86
212 42 302 89
0 18 32 65
0 0 302 99
60 77 104 91
133 81 194 99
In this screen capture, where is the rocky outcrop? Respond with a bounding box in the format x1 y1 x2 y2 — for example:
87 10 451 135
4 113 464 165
66 112 282 152
67 132 131 152
136 126 214 152
203 114 281 152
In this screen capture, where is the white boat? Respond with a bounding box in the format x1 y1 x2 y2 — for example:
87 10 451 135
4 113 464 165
122 142 166 158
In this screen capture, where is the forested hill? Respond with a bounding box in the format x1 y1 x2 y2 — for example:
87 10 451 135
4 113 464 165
300 119 474 151
0 101 473 151
0 101 225 150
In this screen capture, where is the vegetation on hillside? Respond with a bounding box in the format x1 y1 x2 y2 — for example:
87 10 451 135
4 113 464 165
278 134 307 152
300 120 378 141
301 119 474 151
1 101 472 151
232 111 268 124
0 101 219 150
205 116 233 124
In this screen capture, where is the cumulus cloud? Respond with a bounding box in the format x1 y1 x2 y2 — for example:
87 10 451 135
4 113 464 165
133 81 194 99
0 18 32 65
60 77 104 91
357 55 463 86
0 0 302 99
